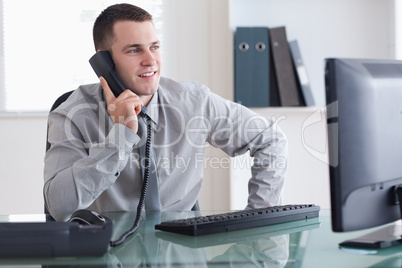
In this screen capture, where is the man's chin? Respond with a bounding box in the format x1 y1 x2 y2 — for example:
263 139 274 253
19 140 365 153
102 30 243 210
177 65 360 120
134 86 158 97
130 80 159 95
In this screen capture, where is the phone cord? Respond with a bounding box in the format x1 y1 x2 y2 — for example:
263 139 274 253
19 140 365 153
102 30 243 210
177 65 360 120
109 117 152 247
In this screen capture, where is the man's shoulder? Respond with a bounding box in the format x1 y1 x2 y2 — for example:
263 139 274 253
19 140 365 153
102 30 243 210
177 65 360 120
52 83 103 115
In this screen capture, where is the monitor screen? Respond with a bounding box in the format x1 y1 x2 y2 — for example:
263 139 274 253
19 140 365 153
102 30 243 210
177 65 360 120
325 58 402 248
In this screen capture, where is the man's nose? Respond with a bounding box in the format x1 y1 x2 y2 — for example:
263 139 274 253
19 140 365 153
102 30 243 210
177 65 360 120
142 50 156 66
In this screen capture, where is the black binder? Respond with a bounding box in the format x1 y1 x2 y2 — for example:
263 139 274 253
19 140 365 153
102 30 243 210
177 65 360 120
235 27 270 107
289 40 315 106
269 44 280 106
269 27 302 106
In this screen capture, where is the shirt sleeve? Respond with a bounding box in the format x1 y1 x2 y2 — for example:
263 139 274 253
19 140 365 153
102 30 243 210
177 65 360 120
43 109 140 221
205 88 288 209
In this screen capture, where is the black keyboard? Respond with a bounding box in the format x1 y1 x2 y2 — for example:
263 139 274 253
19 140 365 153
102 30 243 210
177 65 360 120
155 204 320 236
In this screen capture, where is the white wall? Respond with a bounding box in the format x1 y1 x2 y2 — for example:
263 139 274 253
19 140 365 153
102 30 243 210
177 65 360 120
0 0 397 214
0 114 47 214
397 0 402 59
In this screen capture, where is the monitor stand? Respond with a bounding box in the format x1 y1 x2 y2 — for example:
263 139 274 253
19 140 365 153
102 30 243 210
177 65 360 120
339 221 402 249
339 185 402 249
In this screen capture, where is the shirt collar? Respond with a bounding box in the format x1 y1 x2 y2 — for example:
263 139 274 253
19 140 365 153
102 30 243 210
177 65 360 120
144 89 159 125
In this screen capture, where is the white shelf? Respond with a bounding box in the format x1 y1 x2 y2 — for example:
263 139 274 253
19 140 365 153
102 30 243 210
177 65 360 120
251 106 324 114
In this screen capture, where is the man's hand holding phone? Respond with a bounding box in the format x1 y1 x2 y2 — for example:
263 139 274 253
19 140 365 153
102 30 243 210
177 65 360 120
100 76 143 133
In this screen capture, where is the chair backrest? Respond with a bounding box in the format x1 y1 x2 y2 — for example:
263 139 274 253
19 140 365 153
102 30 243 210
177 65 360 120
45 90 74 152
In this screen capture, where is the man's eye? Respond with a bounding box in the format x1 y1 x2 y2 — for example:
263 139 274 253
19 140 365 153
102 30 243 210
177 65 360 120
129 49 139 53
151 45 159 50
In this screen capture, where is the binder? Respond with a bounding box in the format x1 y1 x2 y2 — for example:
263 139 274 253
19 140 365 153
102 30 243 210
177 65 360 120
269 44 280 106
289 40 315 106
235 27 270 107
269 27 302 106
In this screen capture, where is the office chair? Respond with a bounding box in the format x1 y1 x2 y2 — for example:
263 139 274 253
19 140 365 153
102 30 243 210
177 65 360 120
45 90 74 152
44 90 74 215
45 90 200 212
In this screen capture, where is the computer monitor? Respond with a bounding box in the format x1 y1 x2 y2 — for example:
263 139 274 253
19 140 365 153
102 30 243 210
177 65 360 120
325 58 402 249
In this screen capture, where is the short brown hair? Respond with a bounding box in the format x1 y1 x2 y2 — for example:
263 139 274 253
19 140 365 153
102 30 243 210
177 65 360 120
93 3 153 51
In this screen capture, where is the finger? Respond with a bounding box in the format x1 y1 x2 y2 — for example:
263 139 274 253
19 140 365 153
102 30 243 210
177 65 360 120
99 76 116 104
134 103 143 115
118 90 144 115
119 95 143 115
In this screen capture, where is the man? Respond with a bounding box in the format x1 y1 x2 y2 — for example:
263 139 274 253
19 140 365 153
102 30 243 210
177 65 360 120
44 3 288 221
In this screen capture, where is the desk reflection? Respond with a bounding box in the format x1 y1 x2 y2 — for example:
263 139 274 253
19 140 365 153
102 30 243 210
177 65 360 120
104 211 318 267
0 211 319 267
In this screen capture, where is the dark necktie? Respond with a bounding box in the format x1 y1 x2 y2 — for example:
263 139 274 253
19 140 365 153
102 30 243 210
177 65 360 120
138 114 161 211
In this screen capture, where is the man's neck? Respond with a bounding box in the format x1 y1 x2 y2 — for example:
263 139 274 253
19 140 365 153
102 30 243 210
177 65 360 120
141 94 154 107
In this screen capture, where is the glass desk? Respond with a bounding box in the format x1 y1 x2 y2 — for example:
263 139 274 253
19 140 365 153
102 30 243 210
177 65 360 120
1 210 402 267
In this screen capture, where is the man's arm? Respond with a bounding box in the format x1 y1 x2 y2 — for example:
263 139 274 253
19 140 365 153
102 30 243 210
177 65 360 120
44 108 139 221
205 90 288 209
44 79 146 221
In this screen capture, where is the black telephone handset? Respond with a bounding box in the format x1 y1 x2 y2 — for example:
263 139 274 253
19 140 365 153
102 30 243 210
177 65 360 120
89 51 150 247
89 50 147 115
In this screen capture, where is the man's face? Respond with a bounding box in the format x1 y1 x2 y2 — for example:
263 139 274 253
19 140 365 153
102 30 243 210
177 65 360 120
110 20 162 100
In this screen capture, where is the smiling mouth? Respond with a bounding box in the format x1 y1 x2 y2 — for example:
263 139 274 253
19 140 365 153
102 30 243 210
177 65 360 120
139 71 156 77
